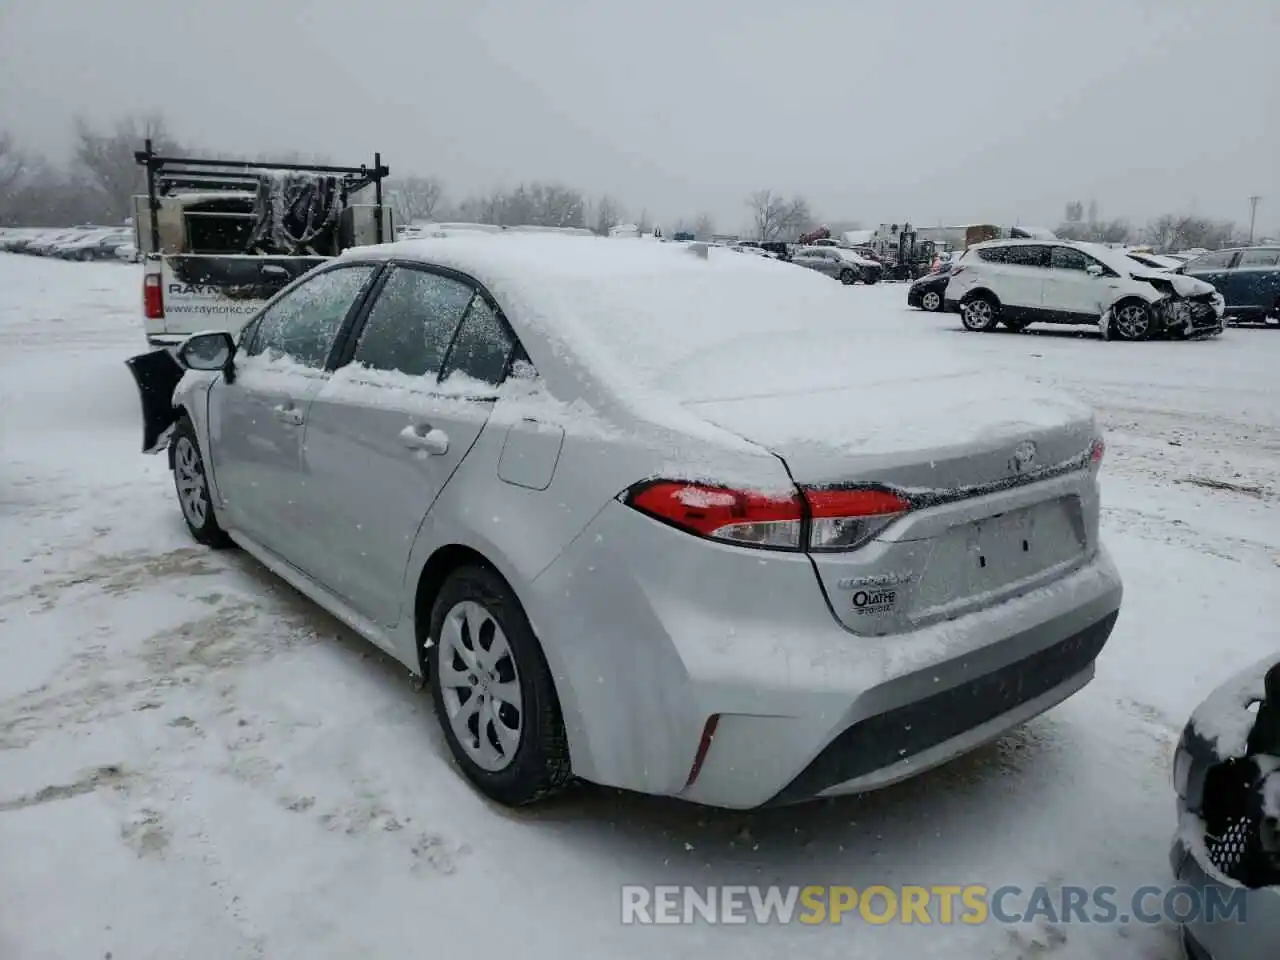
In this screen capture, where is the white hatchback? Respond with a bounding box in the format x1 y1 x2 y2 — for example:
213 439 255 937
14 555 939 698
946 239 1224 340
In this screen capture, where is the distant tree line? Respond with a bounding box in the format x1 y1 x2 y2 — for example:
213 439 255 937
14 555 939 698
0 114 1267 250
1055 199 1248 252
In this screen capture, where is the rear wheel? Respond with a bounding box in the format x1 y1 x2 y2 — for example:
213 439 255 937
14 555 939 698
961 294 1000 331
171 418 232 548
1111 299 1153 341
428 565 571 806
921 290 942 312
840 269 856 285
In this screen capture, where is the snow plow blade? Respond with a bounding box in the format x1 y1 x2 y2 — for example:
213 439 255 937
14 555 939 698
125 348 184 453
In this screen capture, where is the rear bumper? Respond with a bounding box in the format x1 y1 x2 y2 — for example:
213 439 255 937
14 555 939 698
530 497 1122 808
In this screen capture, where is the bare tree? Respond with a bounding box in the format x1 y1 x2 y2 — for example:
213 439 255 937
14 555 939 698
747 189 813 240
1143 214 1238 253
593 194 624 235
1064 200 1084 223
1 131 27 200
636 208 652 235
388 175 444 224
74 112 180 220
693 212 715 239
456 182 587 229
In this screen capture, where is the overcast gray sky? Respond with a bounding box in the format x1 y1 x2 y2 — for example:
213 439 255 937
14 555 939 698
2 0 1276 233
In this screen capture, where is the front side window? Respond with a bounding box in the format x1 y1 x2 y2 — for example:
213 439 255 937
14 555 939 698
977 246 1010 263
440 296 516 386
248 265 376 368
351 266 475 377
1189 250 1234 270
1003 245 1048 267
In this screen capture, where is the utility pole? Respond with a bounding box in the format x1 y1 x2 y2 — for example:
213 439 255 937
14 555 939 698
1248 195 1261 244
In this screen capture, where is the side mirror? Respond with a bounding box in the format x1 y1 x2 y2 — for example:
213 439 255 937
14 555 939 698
260 264 290 282
178 331 236 374
1085 263 1104 277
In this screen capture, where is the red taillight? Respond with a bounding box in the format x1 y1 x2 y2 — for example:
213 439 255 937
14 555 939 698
1090 437 1105 465
143 273 164 320
803 487 912 551
626 481 803 549
623 481 912 552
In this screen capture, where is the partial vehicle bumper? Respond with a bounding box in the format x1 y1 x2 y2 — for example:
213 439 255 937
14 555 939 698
530 500 1122 808
1169 831 1279 960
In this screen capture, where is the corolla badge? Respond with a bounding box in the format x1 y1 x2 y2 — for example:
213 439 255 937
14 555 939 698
1012 440 1037 473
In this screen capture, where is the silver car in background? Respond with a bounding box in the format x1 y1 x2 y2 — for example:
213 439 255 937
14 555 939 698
791 244 884 284
130 233 1122 809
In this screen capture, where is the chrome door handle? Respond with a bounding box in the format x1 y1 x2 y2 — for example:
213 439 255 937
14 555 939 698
399 424 449 455
273 404 304 426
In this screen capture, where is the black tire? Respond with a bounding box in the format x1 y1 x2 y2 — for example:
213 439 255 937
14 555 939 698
428 565 571 806
961 293 1001 331
1003 319 1030 332
1110 298 1153 342
863 271 880 285
170 417 232 548
920 290 943 312
839 269 856 285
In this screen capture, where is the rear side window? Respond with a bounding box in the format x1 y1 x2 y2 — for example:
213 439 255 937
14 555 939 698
440 297 516 386
352 266 474 377
1239 249 1280 267
977 246 1009 263
1004 245 1048 267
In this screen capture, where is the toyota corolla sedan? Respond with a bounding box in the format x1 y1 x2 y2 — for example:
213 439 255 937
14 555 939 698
127 234 1122 810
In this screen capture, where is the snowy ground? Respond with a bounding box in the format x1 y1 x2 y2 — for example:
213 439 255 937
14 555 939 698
1 254 1277 960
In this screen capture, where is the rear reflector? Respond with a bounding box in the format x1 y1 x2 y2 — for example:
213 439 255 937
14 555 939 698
684 714 720 788
143 273 164 320
623 480 913 552
1090 437 1105 465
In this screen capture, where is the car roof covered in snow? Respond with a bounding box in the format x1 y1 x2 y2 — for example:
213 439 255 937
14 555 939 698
340 232 986 421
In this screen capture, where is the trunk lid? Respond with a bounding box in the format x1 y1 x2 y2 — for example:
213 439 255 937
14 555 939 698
681 363 1099 635
683 370 1095 492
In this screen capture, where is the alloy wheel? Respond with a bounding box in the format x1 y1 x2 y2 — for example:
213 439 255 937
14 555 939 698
173 436 208 527
437 600 524 772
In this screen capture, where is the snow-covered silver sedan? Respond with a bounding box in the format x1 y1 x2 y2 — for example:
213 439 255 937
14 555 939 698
128 234 1123 809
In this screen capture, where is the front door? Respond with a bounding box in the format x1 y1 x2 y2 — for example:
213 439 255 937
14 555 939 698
299 265 522 627
1043 245 1114 320
206 263 380 558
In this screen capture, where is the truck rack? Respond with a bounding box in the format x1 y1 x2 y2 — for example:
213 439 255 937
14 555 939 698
132 139 390 253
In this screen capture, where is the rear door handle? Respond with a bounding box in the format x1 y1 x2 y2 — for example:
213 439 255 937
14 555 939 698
273 404 304 426
400 424 449 455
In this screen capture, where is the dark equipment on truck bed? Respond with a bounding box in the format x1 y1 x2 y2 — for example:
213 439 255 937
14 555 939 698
134 140 390 258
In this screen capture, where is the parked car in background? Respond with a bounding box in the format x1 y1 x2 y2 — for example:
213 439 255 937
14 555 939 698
25 228 92 256
947 239 1224 340
57 228 133 260
1180 246 1280 326
791 245 883 284
127 233 1120 810
907 259 958 311
1169 655 1280 960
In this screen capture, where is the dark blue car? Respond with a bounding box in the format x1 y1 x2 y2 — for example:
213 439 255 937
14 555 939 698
1180 246 1280 326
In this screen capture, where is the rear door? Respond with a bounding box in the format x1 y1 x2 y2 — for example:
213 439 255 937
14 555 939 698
298 264 520 626
206 263 380 558
996 244 1051 310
